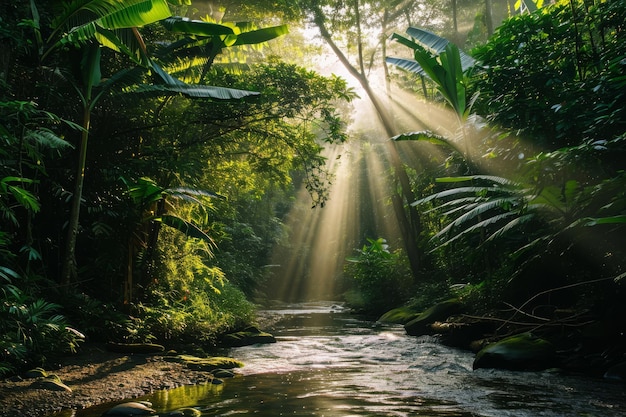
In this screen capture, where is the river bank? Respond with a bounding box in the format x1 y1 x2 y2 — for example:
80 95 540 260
0 343 218 417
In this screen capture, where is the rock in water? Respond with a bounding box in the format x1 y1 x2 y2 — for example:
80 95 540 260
378 306 421 324
220 326 276 347
473 332 556 371
167 408 202 417
604 361 626 382
404 299 463 336
164 354 244 371
102 402 156 416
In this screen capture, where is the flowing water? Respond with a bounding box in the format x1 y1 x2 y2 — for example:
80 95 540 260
57 302 625 417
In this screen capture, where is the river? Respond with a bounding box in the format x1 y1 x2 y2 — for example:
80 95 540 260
61 302 626 416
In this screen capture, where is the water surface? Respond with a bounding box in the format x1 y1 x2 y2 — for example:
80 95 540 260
56 302 626 416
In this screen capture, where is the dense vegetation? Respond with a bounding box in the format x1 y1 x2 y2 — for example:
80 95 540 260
0 0 353 375
369 0 626 363
1 0 625 378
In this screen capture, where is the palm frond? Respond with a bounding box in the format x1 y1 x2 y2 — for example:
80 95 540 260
24 129 73 149
385 57 428 76
423 196 480 214
168 187 226 200
435 175 520 187
435 211 519 247
485 213 536 242
131 83 260 100
434 197 520 240
412 186 509 206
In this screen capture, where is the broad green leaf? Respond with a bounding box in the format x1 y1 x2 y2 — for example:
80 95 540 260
391 130 449 145
405 27 449 53
132 83 260 100
384 57 427 76
233 24 289 46
7 185 40 213
98 0 172 29
0 266 20 282
80 44 102 91
582 215 626 226
52 0 172 39
564 179 579 203
161 16 235 36
127 177 163 205
159 214 213 243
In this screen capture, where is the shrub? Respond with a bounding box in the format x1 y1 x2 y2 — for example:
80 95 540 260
344 238 413 316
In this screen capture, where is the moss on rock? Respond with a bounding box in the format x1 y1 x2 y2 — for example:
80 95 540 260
404 299 463 336
473 332 556 371
378 306 421 324
165 354 244 371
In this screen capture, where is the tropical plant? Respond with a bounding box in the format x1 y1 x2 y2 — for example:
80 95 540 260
469 0 626 150
31 0 264 286
0 279 84 375
157 15 289 82
387 27 476 121
344 238 413 316
414 157 626 292
122 176 224 303
387 27 479 168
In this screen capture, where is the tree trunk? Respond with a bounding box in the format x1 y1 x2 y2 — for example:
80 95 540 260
311 5 423 281
61 103 90 287
452 0 458 36
485 0 494 36
61 44 100 289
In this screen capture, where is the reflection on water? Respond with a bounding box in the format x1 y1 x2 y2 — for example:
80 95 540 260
53 302 626 417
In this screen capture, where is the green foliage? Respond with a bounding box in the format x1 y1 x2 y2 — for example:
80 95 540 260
405 0 626 312
113 226 255 345
0 284 84 376
388 27 475 120
344 238 413 316
470 0 626 149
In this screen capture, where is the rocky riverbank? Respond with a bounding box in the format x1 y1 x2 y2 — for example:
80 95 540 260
0 344 224 417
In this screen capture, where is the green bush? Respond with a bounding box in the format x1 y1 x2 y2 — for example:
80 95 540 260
0 287 83 376
343 238 413 316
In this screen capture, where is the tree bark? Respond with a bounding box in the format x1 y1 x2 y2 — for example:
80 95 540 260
61 102 90 287
452 0 458 36
485 0 494 36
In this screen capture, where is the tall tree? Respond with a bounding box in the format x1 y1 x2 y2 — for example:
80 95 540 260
36 1 262 287
298 0 426 280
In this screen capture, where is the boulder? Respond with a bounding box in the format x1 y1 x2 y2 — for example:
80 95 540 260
435 320 496 350
604 361 626 382
167 408 202 417
473 333 556 371
102 402 156 416
220 326 276 347
378 306 421 324
404 299 463 336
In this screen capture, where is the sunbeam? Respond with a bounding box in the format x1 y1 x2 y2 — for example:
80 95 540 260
265 86 466 302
